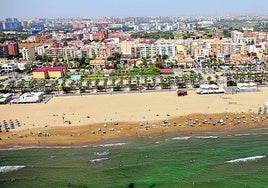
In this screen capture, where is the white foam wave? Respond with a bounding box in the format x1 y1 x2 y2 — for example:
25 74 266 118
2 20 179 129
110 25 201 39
89 158 108 163
96 143 126 147
195 136 218 139
171 136 190 140
94 151 110 156
234 133 250 136
0 165 25 173
225 155 266 163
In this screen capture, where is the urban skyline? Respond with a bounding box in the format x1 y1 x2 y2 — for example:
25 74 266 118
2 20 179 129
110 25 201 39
1 0 268 19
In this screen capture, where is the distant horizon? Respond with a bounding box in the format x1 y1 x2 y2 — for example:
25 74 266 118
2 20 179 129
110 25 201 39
1 0 268 19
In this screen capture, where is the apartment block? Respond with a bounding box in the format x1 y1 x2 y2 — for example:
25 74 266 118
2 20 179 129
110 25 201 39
22 47 36 61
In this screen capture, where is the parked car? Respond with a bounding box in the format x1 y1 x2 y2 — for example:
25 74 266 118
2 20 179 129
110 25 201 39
177 89 187 96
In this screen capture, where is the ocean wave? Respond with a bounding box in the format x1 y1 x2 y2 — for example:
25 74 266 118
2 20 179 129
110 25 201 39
89 158 108 163
93 151 110 156
171 136 191 140
225 155 266 163
234 133 251 137
0 165 25 173
195 136 218 139
96 143 127 147
253 128 268 130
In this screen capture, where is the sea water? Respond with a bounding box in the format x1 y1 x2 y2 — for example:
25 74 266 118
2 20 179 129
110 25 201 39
0 128 268 188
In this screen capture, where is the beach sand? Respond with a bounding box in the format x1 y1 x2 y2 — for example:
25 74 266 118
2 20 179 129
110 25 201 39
0 89 268 147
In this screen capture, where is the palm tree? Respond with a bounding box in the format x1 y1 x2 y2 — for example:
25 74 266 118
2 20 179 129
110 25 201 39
38 79 47 93
29 79 37 91
0 83 4 91
94 78 100 87
197 73 204 84
61 78 67 92
5 81 15 93
144 76 148 86
152 76 156 86
119 77 124 87
189 73 196 85
78 78 84 92
136 76 140 86
86 79 92 89
112 77 116 87
51 80 60 93
207 76 212 83
69 80 76 91
103 78 108 88
128 76 132 85
16 79 26 93
215 74 220 84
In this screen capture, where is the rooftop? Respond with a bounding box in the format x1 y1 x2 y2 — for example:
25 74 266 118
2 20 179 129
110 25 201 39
33 66 65 72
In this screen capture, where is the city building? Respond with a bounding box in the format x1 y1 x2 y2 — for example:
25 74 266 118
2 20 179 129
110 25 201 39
1 61 18 72
156 42 177 57
0 44 9 58
7 42 19 57
21 47 36 61
3 18 22 31
33 66 65 79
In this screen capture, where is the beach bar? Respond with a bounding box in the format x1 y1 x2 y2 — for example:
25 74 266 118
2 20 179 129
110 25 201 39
11 92 43 104
196 84 225 94
237 83 258 92
0 94 12 104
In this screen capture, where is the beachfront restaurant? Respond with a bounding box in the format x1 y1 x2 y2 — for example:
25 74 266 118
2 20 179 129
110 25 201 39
0 94 12 104
11 92 43 104
196 84 225 94
33 66 66 79
237 83 258 92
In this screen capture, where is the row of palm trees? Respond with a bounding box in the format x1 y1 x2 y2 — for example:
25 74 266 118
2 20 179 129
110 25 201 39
0 72 207 94
226 71 268 85
3 70 266 94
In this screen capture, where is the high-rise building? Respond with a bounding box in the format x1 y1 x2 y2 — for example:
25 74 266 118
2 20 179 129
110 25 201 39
3 18 22 31
7 42 19 57
0 22 3 33
22 47 36 61
0 44 9 58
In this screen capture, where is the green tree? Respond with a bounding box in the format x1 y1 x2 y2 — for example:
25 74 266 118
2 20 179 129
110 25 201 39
207 76 212 82
86 79 92 89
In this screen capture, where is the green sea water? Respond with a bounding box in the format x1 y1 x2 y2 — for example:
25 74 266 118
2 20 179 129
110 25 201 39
0 128 268 188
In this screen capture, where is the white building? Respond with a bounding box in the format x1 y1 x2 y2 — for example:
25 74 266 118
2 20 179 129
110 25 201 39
22 47 35 61
231 31 244 43
1 61 18 72
138 44 157 58
0 94 12 104
36 45 46 56
156 42 177 57
11 92 43 104
247 43 265 54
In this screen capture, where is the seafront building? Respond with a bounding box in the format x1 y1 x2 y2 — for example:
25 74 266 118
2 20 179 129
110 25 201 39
32 66 66 79
11 92 43 104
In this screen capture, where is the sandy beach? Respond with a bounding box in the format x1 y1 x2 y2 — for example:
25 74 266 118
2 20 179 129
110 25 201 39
1 89 268 147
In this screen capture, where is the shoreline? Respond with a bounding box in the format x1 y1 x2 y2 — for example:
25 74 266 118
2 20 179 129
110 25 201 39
1 112 268 149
